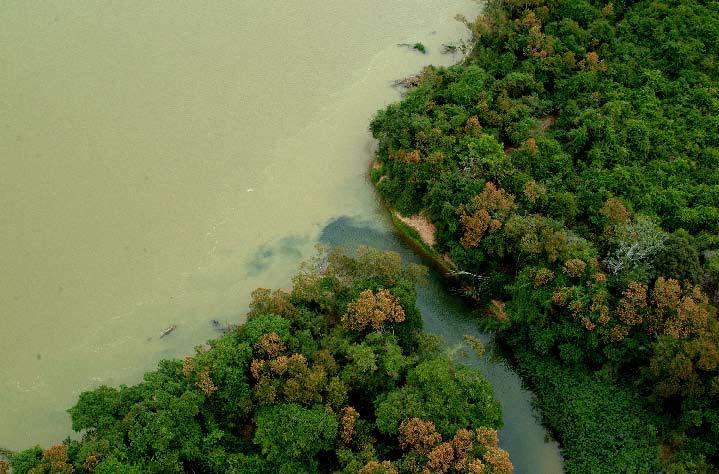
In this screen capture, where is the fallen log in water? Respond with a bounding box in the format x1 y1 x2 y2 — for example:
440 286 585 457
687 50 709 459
159 324 176 338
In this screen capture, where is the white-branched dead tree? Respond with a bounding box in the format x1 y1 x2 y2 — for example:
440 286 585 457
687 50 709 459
604 216 667 275
450 269 490 286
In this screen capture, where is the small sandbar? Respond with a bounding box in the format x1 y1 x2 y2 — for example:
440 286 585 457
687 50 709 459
394 212 437 246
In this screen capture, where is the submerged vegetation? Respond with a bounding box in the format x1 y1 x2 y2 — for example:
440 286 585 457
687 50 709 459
8 248 511 473
371 0 719 471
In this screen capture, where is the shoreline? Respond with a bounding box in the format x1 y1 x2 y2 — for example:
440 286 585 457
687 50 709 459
370 161 457 278
367 158 567 468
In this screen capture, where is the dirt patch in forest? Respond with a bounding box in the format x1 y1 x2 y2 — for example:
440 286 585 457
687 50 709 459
505 112 558 155
538 113 557 133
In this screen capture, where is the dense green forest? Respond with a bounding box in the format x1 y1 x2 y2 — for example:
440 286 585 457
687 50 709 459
5 248 512 474
371 0 719 472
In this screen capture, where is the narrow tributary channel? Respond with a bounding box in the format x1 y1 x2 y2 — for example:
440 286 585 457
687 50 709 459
321 215 564 473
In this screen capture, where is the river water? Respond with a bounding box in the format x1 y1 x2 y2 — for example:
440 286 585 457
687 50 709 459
0 1 562 471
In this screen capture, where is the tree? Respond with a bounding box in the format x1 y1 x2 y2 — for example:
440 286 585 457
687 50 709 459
653 232 701 284
458 183 517 249
253 404 338 470
603 216 667 277
394 419 513 474
375 357 501 438
342 289 405 332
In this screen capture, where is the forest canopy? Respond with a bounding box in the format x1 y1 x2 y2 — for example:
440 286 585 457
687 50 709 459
7 248 510 474
371 0 719 471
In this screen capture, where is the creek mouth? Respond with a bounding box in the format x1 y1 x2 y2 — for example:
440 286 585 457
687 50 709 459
320 215 564 473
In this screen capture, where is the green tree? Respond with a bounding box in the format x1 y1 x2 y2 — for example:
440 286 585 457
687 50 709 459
375 357 501 438
253 404 338 470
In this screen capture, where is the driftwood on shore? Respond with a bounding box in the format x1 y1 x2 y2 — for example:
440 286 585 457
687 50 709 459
450 270 490 284
396 42 426 54
392 73 423 89
442 43 459 54
211 319 234 334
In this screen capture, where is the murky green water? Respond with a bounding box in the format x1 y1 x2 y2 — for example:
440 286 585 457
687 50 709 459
1 1 562 471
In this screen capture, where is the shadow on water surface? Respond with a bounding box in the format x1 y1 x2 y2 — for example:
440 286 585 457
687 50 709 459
320 215 564 474
245 235 310 276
